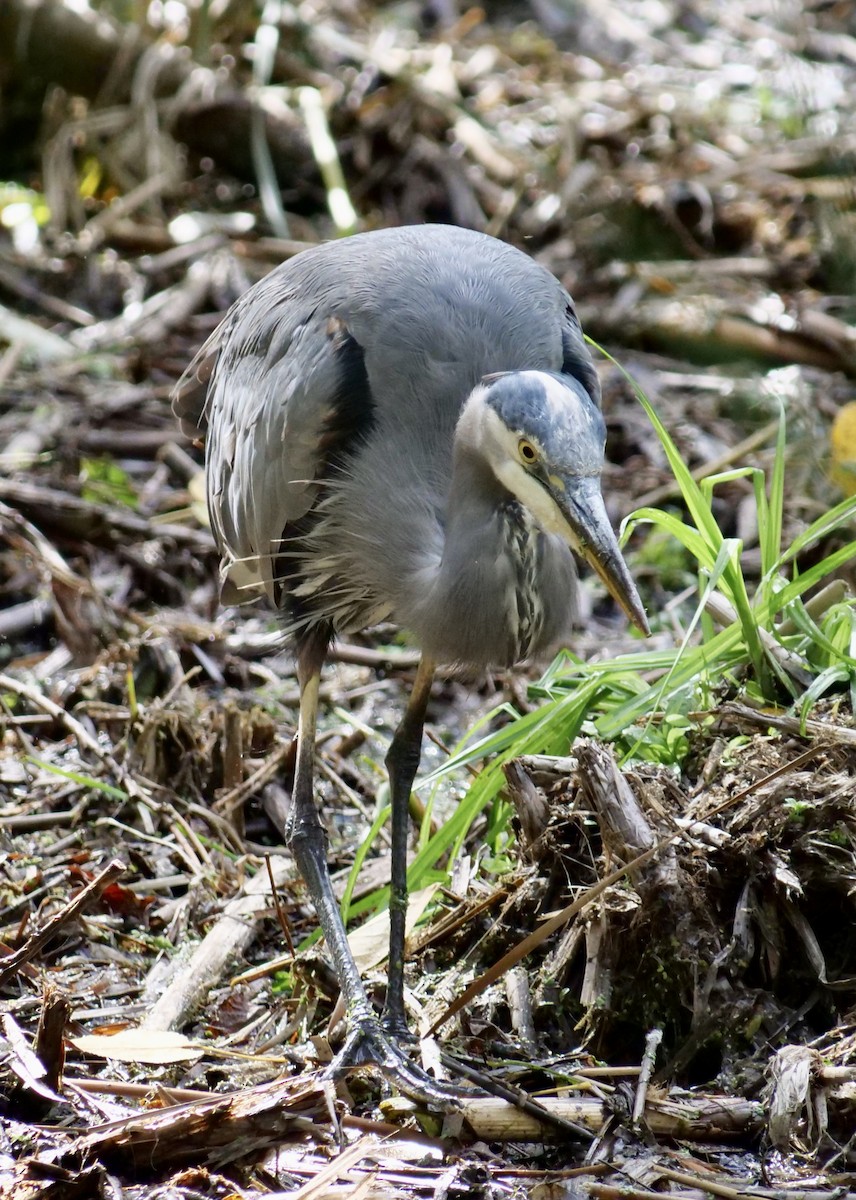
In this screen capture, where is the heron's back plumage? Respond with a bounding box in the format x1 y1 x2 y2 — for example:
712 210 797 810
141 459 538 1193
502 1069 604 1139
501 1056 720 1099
174 225 599 667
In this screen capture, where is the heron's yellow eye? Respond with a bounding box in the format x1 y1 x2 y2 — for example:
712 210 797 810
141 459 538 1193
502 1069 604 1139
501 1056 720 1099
519 439 538 465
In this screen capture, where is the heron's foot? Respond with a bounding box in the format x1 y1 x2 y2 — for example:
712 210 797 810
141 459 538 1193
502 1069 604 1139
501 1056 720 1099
325 1015 479 1107
381 1010 417 1044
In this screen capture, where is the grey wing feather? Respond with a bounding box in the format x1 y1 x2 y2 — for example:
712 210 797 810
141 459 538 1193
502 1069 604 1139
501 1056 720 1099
174 294 349 606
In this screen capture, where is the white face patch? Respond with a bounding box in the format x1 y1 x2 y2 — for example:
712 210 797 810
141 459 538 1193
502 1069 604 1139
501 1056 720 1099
475 402 577 543
492 458 580 546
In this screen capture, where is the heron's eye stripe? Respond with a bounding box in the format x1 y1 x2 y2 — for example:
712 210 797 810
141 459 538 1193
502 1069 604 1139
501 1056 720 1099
518 439 538 464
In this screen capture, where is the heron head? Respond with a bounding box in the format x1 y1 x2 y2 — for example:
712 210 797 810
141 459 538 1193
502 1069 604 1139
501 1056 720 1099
461 370 649 635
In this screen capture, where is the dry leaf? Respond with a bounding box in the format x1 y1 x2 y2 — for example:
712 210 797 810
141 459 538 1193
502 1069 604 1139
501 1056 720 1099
71 1029 205 1065
348 884 438 972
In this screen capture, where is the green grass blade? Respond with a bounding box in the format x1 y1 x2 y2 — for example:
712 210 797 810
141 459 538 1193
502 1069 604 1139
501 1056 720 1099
340 803 390 925
625 508 717 570
772 541 856 613
25 756 129 801
764 405 787 576
591 342 726 549
778 495 856 565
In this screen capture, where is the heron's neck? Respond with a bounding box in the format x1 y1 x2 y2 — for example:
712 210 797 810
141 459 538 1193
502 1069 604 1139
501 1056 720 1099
404 438 544 667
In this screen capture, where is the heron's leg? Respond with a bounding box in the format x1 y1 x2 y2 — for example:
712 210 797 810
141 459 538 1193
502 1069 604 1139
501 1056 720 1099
289 643 473 1105
382 655 436 1038
288 637 374 1023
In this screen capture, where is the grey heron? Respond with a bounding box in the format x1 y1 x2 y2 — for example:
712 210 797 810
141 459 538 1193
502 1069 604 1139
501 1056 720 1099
173 224 647 1098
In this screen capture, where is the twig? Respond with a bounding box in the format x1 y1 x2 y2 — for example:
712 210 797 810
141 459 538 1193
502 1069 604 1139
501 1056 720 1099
0 673 122 775
0 598 52 640
634 419 780 509
505 967 538 1058
266 854 295 957
214 739 293 818
141 856 294 1032
632 1027 663 1126
0 302 74 362
721 703 856 748
0 860 124 988
0 477 215 551
439 1051 593 1139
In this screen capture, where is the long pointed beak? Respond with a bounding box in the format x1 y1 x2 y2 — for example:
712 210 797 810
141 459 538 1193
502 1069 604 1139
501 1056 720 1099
554 475 649 635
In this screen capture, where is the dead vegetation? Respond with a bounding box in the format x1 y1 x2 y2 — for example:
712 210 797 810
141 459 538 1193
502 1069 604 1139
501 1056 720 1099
2 0 856 1195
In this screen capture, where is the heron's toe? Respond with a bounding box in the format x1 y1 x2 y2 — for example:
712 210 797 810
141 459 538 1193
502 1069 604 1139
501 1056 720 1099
325 1017 479 1107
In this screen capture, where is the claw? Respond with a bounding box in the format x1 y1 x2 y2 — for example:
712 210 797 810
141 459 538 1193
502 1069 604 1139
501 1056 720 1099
325 1017 479 1107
